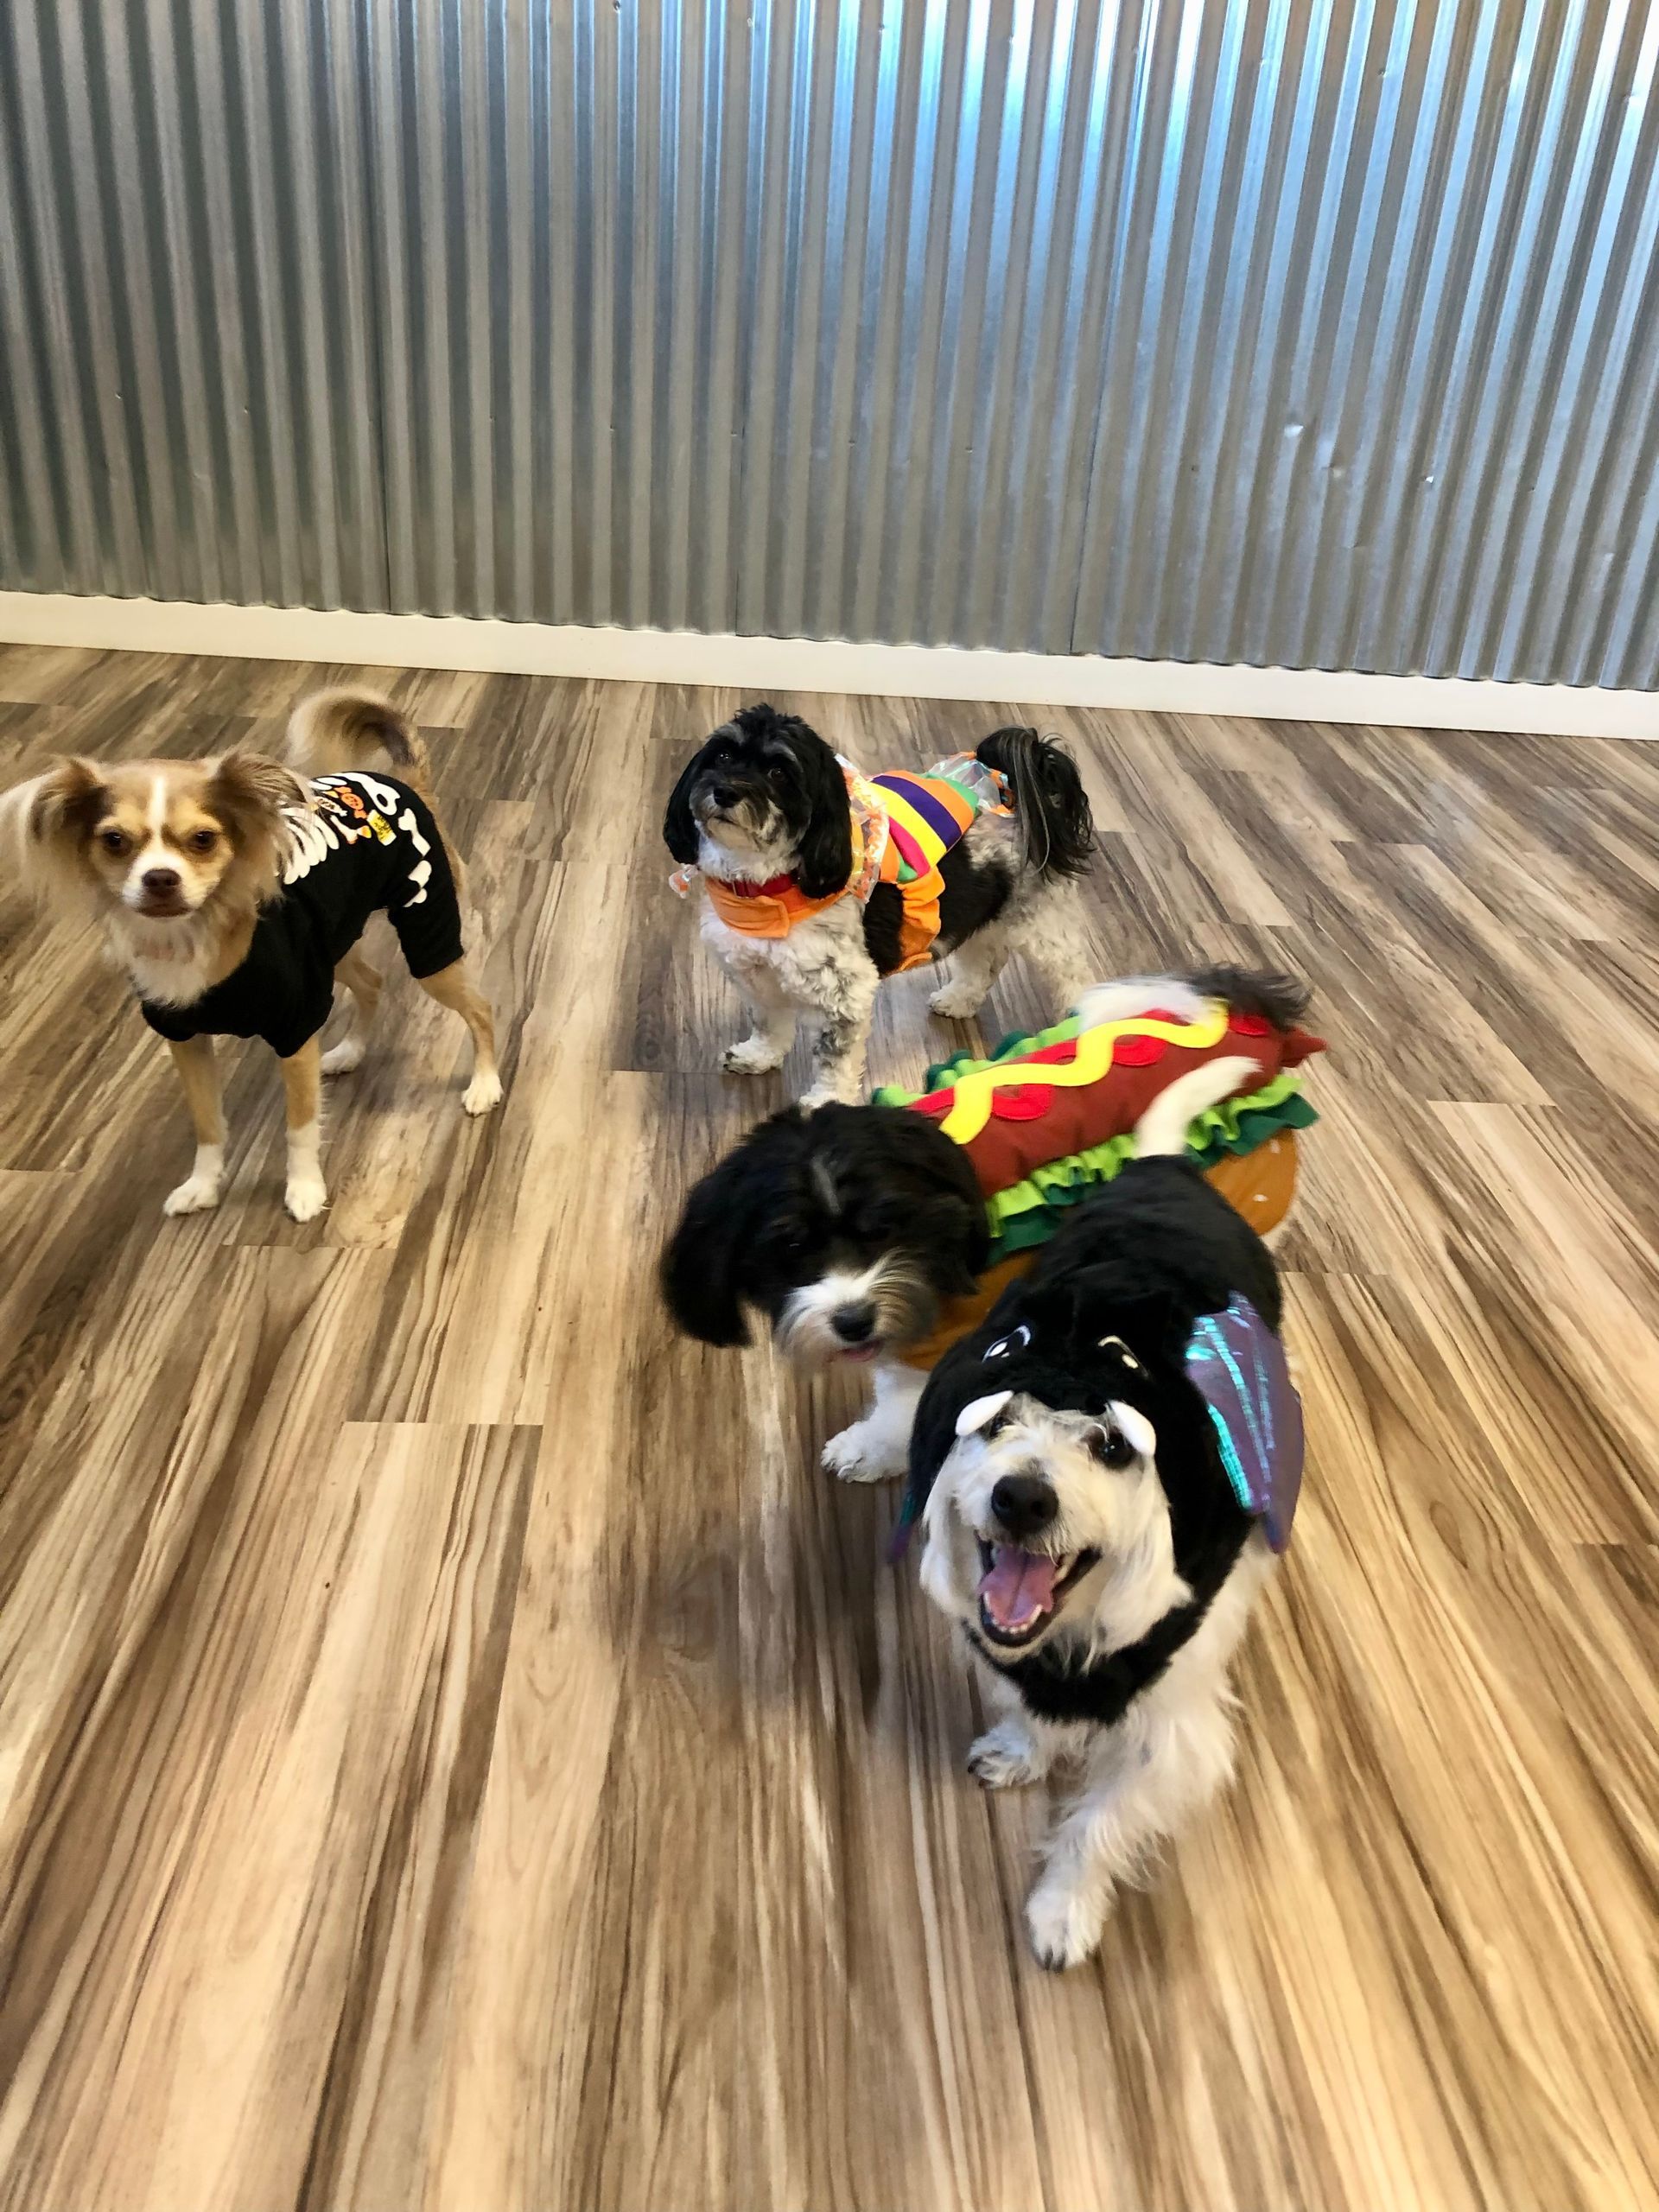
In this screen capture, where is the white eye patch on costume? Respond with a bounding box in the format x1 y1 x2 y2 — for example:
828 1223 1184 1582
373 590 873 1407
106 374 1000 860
953 1387 1154 1467
982 1324 1031 1360
1106 1401 1157 1460
956 1389 1013 1438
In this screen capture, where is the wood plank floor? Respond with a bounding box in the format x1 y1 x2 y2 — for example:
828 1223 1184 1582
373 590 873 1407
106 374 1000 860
1 645 1656 2210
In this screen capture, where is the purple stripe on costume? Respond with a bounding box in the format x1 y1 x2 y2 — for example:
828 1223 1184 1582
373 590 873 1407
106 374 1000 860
873 772 967 849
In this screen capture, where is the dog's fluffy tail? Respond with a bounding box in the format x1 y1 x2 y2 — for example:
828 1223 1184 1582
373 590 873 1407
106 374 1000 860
1072 974 1213 1033
1073 965 1313 1039
1132 1054 1261 1160
285 688 431 798
285 687 469 906
974 726 1095 880
1181 963 1312 1033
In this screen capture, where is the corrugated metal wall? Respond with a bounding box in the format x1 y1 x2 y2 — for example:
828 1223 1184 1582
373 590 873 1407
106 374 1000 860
3 1 1658 684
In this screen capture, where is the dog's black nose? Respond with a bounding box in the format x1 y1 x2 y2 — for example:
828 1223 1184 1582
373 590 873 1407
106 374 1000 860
709 781 740 809
832 1301 877 1344
142 867 182 894
991 1475 1058 1541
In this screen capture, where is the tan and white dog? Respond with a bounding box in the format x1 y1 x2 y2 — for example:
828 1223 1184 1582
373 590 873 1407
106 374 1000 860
3 690 500 1219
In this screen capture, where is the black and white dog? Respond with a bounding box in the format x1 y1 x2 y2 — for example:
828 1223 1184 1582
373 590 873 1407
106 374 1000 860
905 1155 1295 1971
660 974 1252 1482
664 704 1096 1103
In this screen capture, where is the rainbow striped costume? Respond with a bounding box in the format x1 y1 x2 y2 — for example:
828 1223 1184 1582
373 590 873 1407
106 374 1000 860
670 753 1010 972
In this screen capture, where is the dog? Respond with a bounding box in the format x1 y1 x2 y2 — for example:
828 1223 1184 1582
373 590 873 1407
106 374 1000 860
3 688 501 1219
902 1128 1300 1972
664 703 1096 1103
660 969 1318 1485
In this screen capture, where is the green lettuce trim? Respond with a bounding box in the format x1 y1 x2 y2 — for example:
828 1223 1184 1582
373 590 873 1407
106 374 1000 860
872 1024 1317 1257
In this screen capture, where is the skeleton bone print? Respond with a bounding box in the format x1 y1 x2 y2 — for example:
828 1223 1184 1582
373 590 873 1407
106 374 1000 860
283 772 435 906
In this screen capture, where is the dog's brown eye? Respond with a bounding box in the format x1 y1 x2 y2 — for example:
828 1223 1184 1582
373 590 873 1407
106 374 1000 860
99 828 130 855
188 828 218 853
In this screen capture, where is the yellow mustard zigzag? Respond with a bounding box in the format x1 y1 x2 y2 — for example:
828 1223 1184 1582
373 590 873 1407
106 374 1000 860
937 1004 1230 1143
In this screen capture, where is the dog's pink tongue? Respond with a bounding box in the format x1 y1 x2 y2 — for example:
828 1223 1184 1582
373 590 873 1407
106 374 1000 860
977 1546 1058 1631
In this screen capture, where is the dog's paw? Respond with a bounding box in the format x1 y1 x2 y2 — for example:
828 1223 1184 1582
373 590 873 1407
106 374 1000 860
284 1173 329 1223
722 1038 787 1076
800 1071 864 1109
163 1173 222 1217
1025 1874 1109 1973
929 979 986 1020
462 1069 504 1116
321 1037 365 1076
821 1420 903 1484
968 1719 1048 1790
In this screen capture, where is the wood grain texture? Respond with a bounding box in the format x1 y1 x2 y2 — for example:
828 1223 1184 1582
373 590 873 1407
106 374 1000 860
1 643 1656 2210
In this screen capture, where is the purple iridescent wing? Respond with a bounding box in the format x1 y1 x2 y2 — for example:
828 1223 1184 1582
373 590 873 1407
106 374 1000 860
1184 1296 1303 1553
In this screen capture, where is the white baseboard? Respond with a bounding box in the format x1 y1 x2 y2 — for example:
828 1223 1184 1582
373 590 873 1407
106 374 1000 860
0 588 1651 741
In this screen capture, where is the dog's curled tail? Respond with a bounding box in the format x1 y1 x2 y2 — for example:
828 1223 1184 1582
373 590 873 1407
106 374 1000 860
1182 963 1312 1033
285 688 432 798
974 726 1095 880
1132 1054 1262 1160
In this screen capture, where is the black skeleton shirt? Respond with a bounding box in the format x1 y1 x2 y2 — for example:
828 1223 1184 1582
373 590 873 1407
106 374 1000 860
141 771 464 1061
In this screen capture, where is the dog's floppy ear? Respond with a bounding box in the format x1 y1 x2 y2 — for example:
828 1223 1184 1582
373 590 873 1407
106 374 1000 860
22 757 107 845
2 759 107 896
663 746 705 866
210 747 310 821
792 731 854 899
660 1150 756 1346
863 1104 989 1293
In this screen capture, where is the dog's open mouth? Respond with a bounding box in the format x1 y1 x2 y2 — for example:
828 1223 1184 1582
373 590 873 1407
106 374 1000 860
975 1541 1100 1649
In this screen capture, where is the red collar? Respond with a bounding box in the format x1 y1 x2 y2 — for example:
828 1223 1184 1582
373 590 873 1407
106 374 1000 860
721 871 797 899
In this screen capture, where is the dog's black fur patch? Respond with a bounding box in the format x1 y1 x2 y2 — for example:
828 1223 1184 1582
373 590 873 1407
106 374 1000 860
908 1158 1276 1726
661 1102 989 1348
664 706 1095 977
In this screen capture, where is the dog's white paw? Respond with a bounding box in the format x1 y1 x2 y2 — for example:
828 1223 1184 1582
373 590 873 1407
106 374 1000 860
798 1082 843 1110
321 1037 365 1075
821 1419 903 1484
929 979 986 1019
284 1173 328 1223
462 1069 504 1116
1025 1873 1109 1973
163 1173 222 1217
722 1038 787 1076
968 1719 1049 1790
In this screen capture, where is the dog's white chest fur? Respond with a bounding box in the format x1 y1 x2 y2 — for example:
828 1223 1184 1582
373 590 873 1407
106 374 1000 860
111 918 219 1007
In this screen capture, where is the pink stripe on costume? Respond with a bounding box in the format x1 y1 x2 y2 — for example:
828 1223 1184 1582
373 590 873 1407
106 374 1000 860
885 819 928 876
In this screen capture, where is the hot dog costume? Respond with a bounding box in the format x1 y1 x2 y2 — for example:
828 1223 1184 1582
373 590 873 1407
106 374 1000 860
872 994 1325 1368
